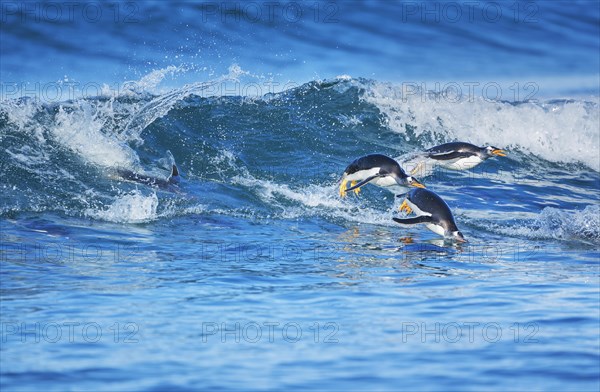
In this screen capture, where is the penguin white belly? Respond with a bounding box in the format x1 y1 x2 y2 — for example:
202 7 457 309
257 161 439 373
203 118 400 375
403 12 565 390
345 168 380 182
439 155 483 170
372 176 397 187
425 223 446 236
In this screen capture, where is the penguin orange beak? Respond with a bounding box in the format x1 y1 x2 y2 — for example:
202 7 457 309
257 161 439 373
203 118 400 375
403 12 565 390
451 233 468 243
492 149 507 157
411 179 426 188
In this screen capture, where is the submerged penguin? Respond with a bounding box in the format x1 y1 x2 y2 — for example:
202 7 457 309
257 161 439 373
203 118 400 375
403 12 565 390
116 165 180 190
339 154 425 197
393 188 466 242
410 142 507 174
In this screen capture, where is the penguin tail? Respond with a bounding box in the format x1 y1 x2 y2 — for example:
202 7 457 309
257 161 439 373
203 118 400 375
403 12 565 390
393 216 433 225
168 164 181 184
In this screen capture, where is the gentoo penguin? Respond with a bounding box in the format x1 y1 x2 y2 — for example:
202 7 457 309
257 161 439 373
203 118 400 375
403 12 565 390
116 165 180 190
393 188 466 242
339 154 425 197
411 142 507 174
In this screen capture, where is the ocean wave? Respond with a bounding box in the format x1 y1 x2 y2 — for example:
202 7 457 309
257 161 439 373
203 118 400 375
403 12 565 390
360 79 600 171
481 205 600 244
1 70 598 245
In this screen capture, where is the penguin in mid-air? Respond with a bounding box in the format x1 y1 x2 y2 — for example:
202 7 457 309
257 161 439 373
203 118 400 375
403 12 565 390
393 188 466 242
339 154 425 197
116 165 180 190
410 142 507 174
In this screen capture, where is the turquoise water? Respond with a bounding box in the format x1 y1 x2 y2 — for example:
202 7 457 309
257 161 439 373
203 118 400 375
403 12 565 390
1 1 599 391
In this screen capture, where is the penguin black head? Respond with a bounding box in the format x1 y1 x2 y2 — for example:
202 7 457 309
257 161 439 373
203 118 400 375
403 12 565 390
449 230 467 243
482 146 507 157
404 175 425 189
389 165 425 188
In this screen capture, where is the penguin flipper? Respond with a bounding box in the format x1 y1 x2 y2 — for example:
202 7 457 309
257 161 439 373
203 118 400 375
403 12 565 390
428 151 473 161
393 216 433 225
345 175 379 192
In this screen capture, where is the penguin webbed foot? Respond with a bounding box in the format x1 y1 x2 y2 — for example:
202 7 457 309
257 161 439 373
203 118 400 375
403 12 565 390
339 179 348 198
398 200 413 214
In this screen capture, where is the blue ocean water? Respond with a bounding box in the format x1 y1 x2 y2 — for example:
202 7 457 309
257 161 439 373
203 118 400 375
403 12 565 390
1 1 599 391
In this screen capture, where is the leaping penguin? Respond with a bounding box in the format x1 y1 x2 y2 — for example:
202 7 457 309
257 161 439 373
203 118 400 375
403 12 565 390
116 165 180 190
411 142 507 174
339 154 425 197
393 188 466 242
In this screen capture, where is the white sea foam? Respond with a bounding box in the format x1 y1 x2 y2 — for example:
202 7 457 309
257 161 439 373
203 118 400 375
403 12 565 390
2 66 249 172
53 103 141 168
484 205 600 244
5 145 49 167
231 170 397 226
86 190 159 223
121 64 247 141
362 81 600 171
0 99 44 141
